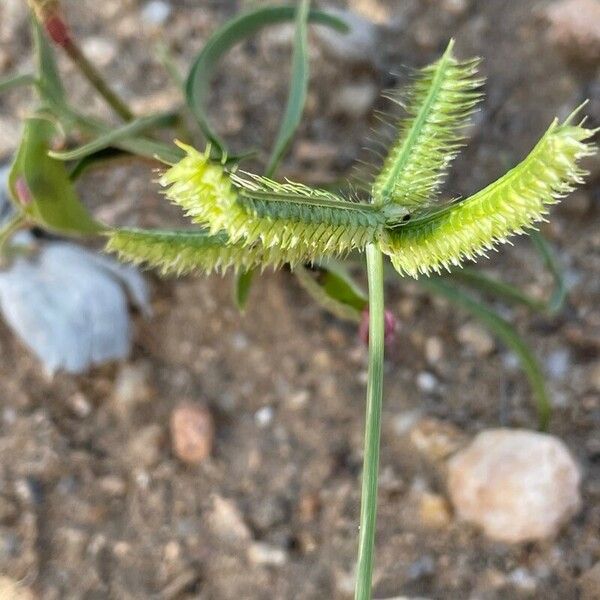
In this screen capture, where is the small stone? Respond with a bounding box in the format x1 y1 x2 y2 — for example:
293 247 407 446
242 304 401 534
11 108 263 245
314 8 379 65
0 577 35 600
81 37 118 67
448 429 581 543
418 492 452 529
331 81 378 119
580 561 600 600
298 491 320 522
545 0 600 63
442 0 470 15
457 322 495 356
286 389 309 410
249 496 287 531
142 0 171 26
247 542 288 567
206 495 251 543
416 371 438 393
255 406 274 428
410 417 466 461
546 348 571 380
425 337 443 364
507 568 538 593
67 392 92 418
98 475 127 497
112 362 154 420
170 403 214 464
127 424 163 469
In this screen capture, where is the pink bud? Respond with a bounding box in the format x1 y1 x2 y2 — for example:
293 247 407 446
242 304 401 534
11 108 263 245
358 308 398 346
15 177 32 206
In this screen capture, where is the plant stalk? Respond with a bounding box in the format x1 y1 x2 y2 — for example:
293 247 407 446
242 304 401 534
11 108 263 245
355 243 385 600
29 0 133 121
62 40 133 121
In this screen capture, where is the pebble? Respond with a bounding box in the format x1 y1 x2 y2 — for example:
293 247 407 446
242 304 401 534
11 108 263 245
447 429 581 543
249 496 287 531
545 0 600 63
67 392 92 418
313 8 379 66
142 0 171 26
247 541 288 567
546 348 571 380
0 578 35 600
457 322 495 357
425 337 443 364
416 371 438 394
127 424 163 469
331 81 379 119
507 567 538 593
255 406 274 428
170 403 214 465
418 492 452 529
580 561 600 600
81 36 118 67
112 362 154 420
206 495 251 543
409 417 466 461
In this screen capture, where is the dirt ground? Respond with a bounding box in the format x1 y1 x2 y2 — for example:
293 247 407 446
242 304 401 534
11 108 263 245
0 0 599 598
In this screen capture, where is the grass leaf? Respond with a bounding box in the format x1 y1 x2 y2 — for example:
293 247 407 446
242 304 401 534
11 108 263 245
49 112 178 161
8 115 104 236
0 73 36 94
265 0 310 176
419 277 551 430
295 265 363 322
185 5 348 156
233 269 255 311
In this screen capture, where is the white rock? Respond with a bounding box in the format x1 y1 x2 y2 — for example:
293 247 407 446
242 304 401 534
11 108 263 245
247 541 288 567
142 0 171 26
447 429 581 543
416 371 438 393
206 495 251 543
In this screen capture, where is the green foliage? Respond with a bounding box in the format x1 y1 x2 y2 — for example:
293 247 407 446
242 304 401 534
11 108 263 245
8 115 104 235
185 4 348 156
420 277 552 430
265 0 311 176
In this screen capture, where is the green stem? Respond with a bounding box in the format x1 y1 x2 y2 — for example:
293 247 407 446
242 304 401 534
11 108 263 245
355 243 385 600
0 214 26 254
62 39 133 121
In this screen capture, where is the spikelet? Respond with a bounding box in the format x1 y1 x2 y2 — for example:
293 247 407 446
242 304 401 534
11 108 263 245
381 116 597 277
160 143 384 264
106 228 269 275
371 39 484 212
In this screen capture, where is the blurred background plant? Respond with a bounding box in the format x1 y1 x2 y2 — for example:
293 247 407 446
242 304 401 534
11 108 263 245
0 0 573 425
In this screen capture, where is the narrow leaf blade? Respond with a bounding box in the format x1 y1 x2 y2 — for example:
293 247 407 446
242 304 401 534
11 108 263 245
265 0 310 176
185 6 348 156
419 277 551 430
